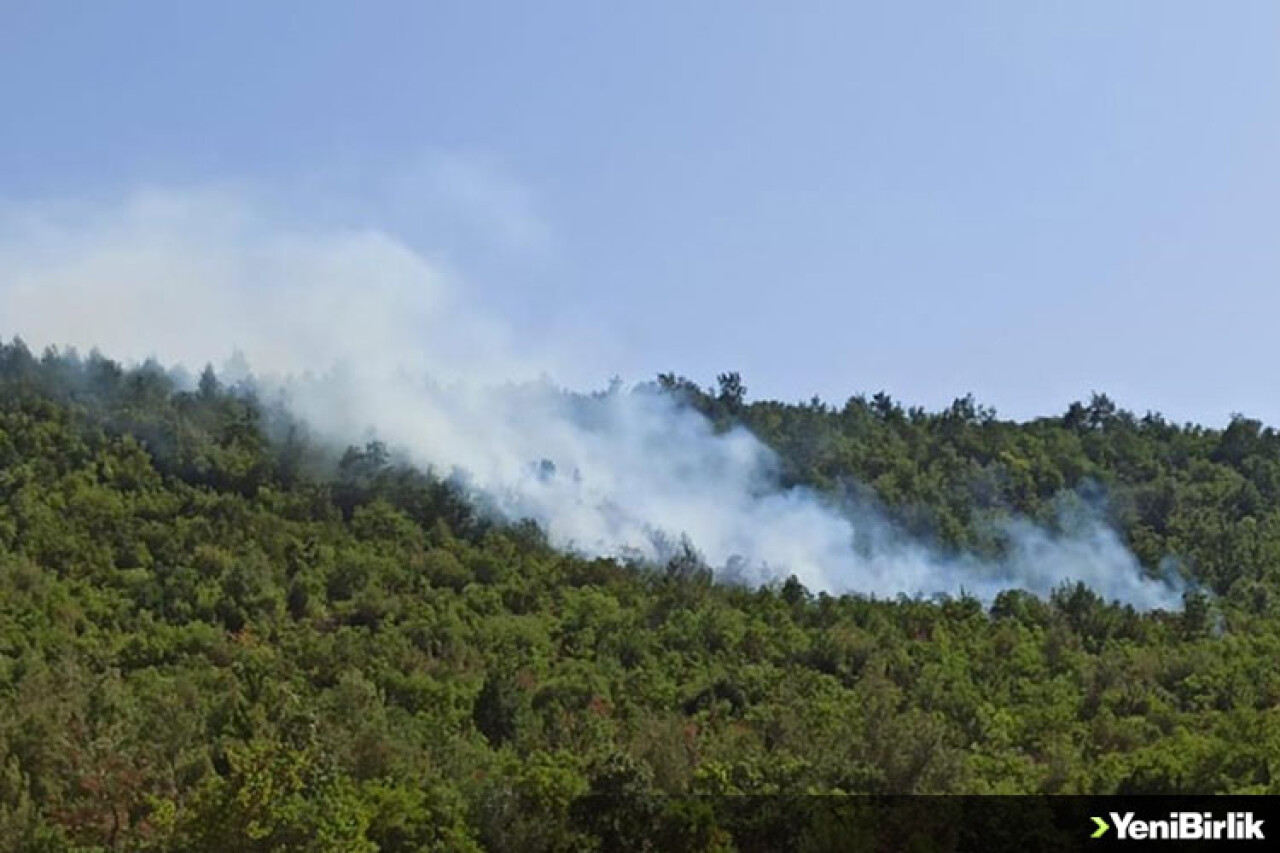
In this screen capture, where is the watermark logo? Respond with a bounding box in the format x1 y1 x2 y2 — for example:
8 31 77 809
1091 812 1264 841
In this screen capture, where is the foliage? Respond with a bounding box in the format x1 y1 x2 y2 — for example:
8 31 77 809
3 342 1280 850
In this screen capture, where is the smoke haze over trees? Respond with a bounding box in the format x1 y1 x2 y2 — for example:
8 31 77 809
0 191 1186 609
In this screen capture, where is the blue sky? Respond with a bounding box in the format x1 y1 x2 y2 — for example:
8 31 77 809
4 1 1280 425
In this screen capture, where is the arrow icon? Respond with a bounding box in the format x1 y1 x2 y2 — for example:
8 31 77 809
1091 816 1110 838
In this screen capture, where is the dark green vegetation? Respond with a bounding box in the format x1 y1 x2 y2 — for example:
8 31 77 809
2 346 1279 852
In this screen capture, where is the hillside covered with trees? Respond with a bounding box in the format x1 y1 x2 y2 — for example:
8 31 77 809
2 341 1279 851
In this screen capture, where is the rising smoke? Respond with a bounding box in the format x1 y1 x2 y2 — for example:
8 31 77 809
0 189 1186 609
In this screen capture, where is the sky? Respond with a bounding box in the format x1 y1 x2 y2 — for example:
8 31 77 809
3 1 1279 426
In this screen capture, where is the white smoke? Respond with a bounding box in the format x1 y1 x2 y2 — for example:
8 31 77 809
0 189 1185 609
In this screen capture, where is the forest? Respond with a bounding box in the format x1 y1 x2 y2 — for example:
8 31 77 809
1 340 1279 851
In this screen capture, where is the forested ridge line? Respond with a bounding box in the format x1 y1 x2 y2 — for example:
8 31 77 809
1 340 1278 852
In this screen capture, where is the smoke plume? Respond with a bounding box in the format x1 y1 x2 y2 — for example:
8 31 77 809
0 189 1185 609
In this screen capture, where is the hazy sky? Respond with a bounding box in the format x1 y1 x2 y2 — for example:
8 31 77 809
4 2 1279 425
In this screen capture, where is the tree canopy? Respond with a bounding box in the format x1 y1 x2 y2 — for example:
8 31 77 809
2 341 1279 851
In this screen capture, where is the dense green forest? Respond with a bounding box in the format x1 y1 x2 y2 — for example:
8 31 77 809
2 341 1279 851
